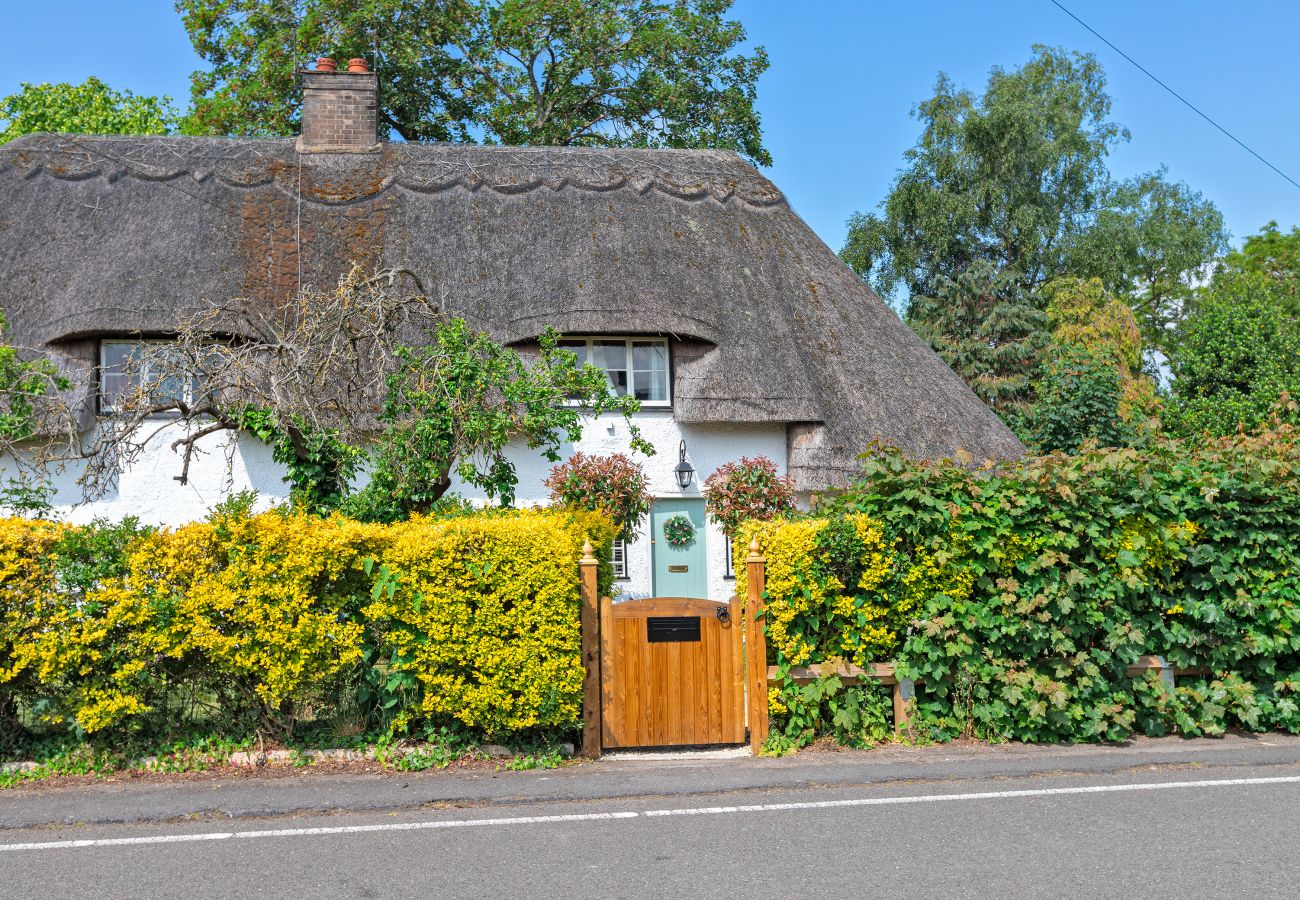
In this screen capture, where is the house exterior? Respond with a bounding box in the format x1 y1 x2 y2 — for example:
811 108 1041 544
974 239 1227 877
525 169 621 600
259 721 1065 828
0 64 1023 601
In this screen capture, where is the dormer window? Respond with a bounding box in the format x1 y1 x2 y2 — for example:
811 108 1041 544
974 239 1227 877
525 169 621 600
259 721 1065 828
558 337 669 406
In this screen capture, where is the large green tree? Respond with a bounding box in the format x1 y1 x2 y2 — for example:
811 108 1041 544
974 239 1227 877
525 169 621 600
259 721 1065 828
1170 273 1300 437
0 78 178 144
1064 169 1227 345
1024 343 1132 454
1041 276 1159 424
908 261 1050 426
177 0 771 164
842 46 1225 351
1213 221 1300 314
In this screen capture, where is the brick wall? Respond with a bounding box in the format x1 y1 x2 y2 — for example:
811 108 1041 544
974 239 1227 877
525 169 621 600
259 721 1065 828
298 71 379 152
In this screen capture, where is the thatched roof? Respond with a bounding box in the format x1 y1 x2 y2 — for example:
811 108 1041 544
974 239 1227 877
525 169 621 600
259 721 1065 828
0 134 1023 489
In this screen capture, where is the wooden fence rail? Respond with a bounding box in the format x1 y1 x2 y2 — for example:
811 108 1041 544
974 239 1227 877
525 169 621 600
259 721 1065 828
764 662 916 735
755 655 1215 748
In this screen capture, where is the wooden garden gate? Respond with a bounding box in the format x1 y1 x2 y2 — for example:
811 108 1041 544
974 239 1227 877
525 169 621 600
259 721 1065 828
578 540 768 755
598 596 745 748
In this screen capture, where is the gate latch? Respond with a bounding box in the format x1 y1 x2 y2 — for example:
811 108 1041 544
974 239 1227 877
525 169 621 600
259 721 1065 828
716 606 730 624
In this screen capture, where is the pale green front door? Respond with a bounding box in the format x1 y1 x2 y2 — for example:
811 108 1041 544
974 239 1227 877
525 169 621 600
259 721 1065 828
651 498 708 598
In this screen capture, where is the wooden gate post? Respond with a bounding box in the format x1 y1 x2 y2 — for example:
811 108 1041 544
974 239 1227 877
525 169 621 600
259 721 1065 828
745 538 769 753
578 539 602 758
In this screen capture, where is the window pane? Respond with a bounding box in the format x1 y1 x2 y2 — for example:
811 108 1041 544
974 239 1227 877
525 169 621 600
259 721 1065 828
593 340 628 395
155 373 189 407
633 369 667 402
592 341 627 370
100 342 196 412
557 340 588 365
100 342 139 411
632 341 666 371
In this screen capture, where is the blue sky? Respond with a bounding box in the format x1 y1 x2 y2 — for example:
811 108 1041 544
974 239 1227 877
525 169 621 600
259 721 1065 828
4 1 1298 252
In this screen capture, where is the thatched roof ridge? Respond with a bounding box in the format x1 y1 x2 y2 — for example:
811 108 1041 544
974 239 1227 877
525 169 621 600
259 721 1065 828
0 133 1024 489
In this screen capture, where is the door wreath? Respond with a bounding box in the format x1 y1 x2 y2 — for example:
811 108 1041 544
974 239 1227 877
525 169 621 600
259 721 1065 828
662 513 697 548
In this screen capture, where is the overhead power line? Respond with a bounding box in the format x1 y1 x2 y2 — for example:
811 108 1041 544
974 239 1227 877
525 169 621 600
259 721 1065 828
1047 0 1300 193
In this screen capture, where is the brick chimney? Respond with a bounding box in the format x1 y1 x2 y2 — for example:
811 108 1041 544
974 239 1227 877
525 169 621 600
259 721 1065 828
296 57 379 153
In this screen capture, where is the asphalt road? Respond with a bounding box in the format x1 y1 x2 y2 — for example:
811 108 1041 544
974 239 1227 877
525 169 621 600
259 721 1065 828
4 757 1299 898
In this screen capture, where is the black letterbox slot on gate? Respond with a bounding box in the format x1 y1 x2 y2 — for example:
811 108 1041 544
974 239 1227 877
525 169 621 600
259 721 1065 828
647 616 701 643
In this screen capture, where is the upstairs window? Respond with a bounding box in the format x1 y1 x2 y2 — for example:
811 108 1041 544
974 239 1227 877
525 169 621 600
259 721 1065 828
558 337 669 406
99 340 199 414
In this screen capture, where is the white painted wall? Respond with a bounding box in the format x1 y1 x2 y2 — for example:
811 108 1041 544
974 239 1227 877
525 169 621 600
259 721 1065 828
476 410 787 603
2 410 789 601
4 425 291 526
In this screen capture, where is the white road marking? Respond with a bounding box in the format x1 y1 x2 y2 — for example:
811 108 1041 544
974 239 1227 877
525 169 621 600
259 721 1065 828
642 775 1300 816
3 775 1298 853
0 812 639 853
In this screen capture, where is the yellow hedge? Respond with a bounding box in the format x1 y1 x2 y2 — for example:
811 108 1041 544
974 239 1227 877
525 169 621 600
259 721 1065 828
0 508 612 739
367 509 613 736
0 518 68 699
734 515 961 669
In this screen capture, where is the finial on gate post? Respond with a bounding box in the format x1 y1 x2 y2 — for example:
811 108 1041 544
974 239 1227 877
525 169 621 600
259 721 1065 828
581 537 596 563
746 537 763 563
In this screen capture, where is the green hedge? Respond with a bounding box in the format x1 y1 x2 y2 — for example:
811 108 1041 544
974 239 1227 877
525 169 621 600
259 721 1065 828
767 424 1300 744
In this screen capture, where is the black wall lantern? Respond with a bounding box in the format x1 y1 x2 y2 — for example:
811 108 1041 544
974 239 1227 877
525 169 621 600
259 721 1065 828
674 439 695 490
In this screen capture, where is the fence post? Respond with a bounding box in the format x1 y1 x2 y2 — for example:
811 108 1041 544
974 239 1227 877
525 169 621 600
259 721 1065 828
893 677 915 733
578 538 602 758
745 538 769 753
1153 655 1175 691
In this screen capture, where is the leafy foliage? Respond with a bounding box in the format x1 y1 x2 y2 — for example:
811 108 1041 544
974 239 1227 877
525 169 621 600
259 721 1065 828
733 512 945 751
237 408 363 514
0 311 71 444
0 78 178 144
1065 169 1226 347
842 45 1225 350
763 674 892 754
807 431 1300 743
702 455 795 537
546 452 650 539
0 310 72 515
907 261 1049 424
357 322 651 515
364 508 613 737
0 507 611 751
1170 275 1300 437
178 0 771 165
1216 221 1300 314
453 0 770 164
1042 276 1159 424
1024 343 1133 454
734 515 942 672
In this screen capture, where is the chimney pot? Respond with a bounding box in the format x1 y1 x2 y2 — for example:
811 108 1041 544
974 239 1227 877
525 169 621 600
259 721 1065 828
315 57 337 72
347 58 370 73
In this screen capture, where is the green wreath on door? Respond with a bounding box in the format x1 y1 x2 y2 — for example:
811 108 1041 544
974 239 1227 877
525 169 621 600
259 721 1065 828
662 513 697 548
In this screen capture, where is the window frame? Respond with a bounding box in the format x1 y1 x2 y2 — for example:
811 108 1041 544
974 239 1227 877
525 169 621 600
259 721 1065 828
555 336 671 408
97 339 200 416
611 537 629 580
723 538 735 580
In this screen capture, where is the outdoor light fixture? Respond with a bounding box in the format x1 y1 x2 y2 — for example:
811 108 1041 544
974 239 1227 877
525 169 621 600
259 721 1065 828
674 439 695 489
